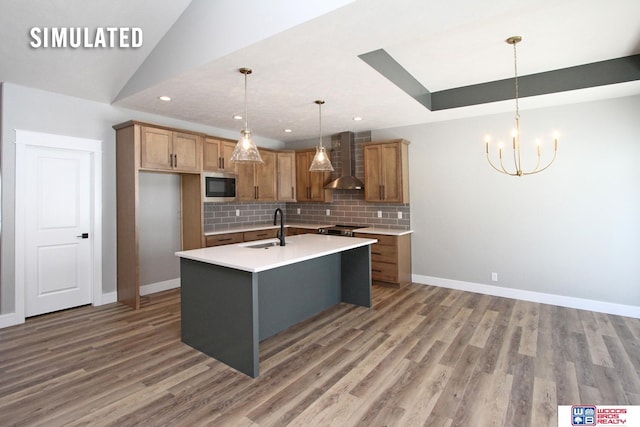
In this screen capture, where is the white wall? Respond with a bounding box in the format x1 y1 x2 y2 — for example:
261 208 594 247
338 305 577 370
373 95 640 308
0 82 284 314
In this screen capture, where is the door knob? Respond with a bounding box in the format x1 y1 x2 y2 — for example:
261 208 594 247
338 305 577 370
76 233 89 239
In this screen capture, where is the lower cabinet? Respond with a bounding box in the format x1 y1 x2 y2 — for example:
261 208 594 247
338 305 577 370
205 232 243 247
354 232 412 287
204 228 279 247
286 227 318 236
243 229 278 242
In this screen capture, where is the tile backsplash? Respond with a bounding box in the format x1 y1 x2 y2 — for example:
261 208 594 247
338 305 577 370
203 130 411 232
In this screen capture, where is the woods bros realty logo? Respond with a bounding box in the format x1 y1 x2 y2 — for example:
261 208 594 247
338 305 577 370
29 27 143 48
558 405 640 426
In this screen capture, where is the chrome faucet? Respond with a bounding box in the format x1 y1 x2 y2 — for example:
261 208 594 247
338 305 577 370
273 208 285 246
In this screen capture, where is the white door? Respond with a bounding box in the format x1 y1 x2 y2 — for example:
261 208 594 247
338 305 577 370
24 146 93 317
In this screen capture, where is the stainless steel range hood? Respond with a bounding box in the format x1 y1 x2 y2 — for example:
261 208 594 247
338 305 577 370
324 132 365 190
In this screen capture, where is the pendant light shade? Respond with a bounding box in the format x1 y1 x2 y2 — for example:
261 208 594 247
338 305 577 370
230 68 263 164
309 100 334 172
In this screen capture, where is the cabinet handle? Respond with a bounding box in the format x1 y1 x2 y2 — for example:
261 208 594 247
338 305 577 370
291 186 294 199
218 238 232 242
382 185 385 200
372 251 382 255
221 157 225 170
173 154 178 168
169 153 173 167
255 186 258 199
372 269 383 273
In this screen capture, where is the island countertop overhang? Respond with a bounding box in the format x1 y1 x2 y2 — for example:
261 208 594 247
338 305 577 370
175 234 378 273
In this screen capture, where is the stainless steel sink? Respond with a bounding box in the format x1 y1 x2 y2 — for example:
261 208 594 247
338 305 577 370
245 242 280 249
240 240 289 249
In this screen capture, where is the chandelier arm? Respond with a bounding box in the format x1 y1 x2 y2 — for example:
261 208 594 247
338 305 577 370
499 152 516 175
487 153 507 174
523 150 557 175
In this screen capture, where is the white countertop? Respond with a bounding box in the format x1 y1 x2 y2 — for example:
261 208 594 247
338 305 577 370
176 234 378 273
353 227 414 236
204 223 334 236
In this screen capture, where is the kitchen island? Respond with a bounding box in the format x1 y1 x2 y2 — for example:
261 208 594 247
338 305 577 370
175 233 377 377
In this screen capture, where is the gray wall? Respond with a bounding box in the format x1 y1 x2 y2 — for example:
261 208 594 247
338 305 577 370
138 173 181 286
372 94 640 307
0 82 283 313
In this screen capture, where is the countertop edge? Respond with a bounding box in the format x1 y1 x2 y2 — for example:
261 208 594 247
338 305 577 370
176 235 378 273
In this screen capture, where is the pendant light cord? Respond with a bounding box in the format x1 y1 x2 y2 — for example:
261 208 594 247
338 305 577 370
318 102 323 148
244 71 249 131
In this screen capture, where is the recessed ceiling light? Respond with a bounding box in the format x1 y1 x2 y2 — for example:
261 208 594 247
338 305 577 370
233 115 243 120
284 129 292 133
159 96 171 102
353 116 363 121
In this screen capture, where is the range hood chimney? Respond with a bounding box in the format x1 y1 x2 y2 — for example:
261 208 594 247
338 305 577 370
324 132 365 190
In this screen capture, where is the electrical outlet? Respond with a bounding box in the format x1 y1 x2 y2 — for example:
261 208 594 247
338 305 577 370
326 209 330 216
377 210 382 218
297 208 301 215
397 211 403 219
236 209 240 217
491 272 498 282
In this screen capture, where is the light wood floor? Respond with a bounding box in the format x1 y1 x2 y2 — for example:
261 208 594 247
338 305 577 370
1 284 639 426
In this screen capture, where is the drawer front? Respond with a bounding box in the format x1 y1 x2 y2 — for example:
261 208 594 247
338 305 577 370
371 261 399 283
243 229 278 242
355 232 396 246
206 232 243 247
371 243 398 264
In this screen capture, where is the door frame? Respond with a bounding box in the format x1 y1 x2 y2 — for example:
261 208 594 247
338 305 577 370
14 130 102 323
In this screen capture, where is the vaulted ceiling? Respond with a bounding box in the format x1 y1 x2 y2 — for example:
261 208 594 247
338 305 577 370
2 0 639 142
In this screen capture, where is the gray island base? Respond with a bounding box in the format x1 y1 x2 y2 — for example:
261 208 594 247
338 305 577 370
177 234 376 377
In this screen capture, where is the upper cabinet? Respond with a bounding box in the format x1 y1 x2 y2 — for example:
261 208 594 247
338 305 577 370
237 149 277 201
363 139 410 203
203 137 237 172
276 151 297 202
295 150 333 203
140 126 201 173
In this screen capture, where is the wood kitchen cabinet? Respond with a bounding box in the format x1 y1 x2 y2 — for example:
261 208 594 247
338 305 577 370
114 121 205 310
203 137 237 172
237 149 277 201
295 149 333 202
363 139 410 203
205 232 244 247
354 232 412 287
140 125 202 173
277 151 297 202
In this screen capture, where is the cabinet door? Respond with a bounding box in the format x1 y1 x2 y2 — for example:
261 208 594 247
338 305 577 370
380 143 402 202
203 138 221 171
364 144 383 202
277 152 296 201
140 126 172 170
220 141 237 172
256 150 277 201
236 162 256 201
295 151 311 201
172 132 201 172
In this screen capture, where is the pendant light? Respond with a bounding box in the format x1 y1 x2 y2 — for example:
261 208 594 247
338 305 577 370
309 100 334 172
230 67 263 163
485 36 558 176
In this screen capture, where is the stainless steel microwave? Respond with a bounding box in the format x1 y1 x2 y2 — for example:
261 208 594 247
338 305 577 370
203 172 237 202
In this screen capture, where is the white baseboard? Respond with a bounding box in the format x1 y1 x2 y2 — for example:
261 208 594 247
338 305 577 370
101 292 118 305
0 312 24 329
412 274 640 319
140 278 181 296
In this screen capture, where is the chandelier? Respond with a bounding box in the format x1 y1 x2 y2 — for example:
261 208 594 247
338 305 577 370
309 100 334 172
485 36 558 176
230 67 263 163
